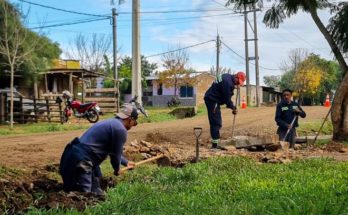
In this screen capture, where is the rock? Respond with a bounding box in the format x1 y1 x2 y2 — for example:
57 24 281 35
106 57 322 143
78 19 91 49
149 151 157 156
140 153 152 159
140 140 153 148
140 146 150 153
130 140 139 147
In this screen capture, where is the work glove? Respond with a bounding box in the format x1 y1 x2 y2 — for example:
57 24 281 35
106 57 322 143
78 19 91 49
232 106 238 115
293 108 302 116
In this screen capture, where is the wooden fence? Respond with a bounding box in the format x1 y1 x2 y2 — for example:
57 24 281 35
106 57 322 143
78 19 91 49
84 87 118 113
0 94 64 124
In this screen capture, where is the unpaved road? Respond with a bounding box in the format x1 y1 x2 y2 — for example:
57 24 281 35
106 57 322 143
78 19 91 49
0 106 341 169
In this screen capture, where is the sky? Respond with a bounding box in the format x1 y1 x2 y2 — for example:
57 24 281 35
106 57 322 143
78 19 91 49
12 0 347 85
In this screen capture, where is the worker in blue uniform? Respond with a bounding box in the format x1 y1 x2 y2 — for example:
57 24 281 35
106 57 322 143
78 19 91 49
59 104 139 195
275 89 306 148
204 72 246 150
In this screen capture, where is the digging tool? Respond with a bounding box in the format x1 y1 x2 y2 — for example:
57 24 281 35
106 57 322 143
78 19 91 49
283 115 298 142
120 154 165 172
194 127 203 162
313 107 332 145
231 87 240 138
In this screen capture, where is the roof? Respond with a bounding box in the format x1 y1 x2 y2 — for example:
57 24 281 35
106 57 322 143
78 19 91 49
42 68 105 78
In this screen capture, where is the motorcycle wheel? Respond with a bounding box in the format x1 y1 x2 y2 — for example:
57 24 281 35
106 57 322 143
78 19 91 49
61 112 69 123
86 109 99 123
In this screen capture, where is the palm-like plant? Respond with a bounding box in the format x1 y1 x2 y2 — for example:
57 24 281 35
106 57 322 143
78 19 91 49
226 0 348 140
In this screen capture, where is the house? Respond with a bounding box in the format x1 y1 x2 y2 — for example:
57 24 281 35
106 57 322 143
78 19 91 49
38 59 103 100
138 72 282 107
141 72 216 107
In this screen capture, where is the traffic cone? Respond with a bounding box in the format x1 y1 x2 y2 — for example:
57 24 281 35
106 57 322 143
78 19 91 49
241 96 247 109
324 94 330 107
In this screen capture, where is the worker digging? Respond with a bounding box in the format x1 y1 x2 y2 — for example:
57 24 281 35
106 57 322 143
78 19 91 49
275 89 306 148
59 103 144 196
204 71 246 150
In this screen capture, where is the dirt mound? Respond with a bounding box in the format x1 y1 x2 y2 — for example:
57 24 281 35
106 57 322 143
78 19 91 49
322 142 345 153
145 132 172 144
0 170 109 214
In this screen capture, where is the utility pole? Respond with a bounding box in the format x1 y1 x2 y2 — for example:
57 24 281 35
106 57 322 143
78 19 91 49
216 33 221 77
132 0 142 104
244 6 250 106
253 7 260 107
243 6 260 107
112 8 119 112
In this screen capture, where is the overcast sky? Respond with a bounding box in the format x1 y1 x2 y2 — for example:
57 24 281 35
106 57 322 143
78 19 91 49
14 0 347 85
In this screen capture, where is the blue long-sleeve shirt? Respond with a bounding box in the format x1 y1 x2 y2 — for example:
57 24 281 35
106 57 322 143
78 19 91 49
275 100 306 130
79 118 128 173
204 73 236 109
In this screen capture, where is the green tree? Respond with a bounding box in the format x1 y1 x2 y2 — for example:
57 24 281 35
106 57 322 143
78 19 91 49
226 0 348 140
0 0 61 127
263 75 281 88
103 55 157 95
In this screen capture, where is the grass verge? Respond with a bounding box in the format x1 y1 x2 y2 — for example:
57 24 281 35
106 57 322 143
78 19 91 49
297 120 333 136
0 123 90 136
28 157 348 215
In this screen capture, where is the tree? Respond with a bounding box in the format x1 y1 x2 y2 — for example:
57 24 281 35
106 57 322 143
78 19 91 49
159 48 195 97
66 33 111 73
103 55 157 95
293 57 324 104
263 75 281 88
280 48 309 72
209 66 232 76
0 0 40 128
226 0 348 140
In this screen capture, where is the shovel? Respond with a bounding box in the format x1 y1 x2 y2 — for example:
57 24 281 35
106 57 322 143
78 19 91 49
120 154 165 172
277 115 298 149
231 87 240 138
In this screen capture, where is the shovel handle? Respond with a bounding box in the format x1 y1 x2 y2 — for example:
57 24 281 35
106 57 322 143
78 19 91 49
120 154 165 172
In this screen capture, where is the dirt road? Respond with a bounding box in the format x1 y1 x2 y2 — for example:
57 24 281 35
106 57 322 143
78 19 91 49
0 107 334 169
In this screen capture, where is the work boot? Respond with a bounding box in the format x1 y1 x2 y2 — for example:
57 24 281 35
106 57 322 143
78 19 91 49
211 139 227 151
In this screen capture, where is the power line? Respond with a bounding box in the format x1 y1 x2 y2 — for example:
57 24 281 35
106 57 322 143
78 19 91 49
221 40 279 71
20 0 110 18
30 17 110 29
118 12 242 22
145 40 215 58
118 8 234 14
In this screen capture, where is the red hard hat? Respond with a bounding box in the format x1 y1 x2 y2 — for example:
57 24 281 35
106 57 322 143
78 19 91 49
236 71 246 86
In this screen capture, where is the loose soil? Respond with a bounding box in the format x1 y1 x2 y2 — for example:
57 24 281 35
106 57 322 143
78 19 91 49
0 106 347 213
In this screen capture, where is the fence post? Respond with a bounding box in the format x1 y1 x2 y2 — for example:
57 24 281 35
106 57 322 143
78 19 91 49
46 99 51 122
33 98 38 123
58 101 63 124
4 94 8 122
20 96 24 124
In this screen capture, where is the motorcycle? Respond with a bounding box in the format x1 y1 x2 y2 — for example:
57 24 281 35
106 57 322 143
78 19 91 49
130 96 148 117
61 90 100 123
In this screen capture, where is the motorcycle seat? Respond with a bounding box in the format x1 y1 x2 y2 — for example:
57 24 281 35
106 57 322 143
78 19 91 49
79 103 94 109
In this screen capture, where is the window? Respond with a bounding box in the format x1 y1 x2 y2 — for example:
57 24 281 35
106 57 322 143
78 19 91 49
157 83 163 95
180 85 193 98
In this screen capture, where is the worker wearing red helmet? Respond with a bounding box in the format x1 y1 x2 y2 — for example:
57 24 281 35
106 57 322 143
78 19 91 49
204 72 246 150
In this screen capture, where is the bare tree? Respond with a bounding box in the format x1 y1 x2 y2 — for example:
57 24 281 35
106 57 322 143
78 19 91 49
0 1 39 128
280 48 309 72
66 33 112 72
209 66 232 76
159 47 195 98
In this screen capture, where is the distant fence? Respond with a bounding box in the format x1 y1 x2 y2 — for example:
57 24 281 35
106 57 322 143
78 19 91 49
84 87 118 113
0 94 64 124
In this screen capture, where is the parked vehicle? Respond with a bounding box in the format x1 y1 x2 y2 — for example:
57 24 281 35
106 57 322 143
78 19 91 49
61 90 100 123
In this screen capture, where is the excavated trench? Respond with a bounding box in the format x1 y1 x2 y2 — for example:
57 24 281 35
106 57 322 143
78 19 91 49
1 133 346 214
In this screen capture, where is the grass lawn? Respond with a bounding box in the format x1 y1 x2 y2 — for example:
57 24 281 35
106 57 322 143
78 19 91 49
297 120 333 136
28 157 348 215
